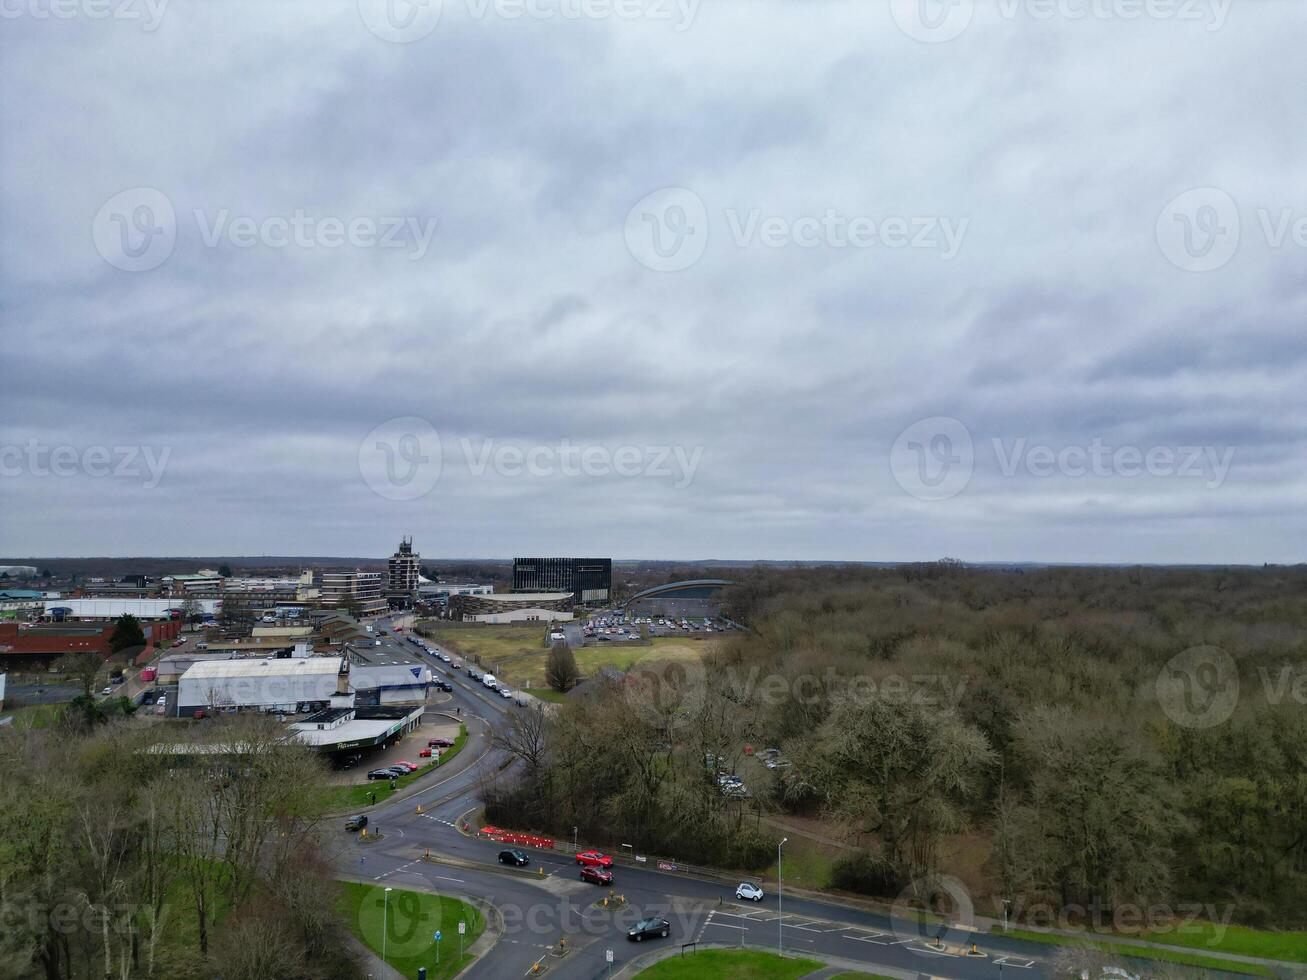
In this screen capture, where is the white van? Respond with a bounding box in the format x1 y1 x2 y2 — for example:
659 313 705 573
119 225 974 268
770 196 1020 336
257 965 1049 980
482 673 498 690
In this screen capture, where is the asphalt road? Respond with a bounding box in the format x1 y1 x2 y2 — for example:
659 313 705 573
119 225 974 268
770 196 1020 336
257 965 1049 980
333 619 1241 980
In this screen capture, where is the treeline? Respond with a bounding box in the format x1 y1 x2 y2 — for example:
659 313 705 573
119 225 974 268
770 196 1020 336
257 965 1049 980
0 714 362 980
490 563 1307 929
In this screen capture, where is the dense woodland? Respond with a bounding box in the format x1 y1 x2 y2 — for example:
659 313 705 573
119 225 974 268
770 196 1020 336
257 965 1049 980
488 563 1307 930
0 716 360 980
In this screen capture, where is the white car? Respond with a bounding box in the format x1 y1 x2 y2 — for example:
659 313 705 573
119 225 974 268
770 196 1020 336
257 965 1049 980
499 687 513 699
736 882 764 902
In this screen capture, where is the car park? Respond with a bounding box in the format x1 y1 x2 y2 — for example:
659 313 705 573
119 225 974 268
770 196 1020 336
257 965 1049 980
576 850 613 868
498 848 529 866
580 866 613 885
735 882 764 901
627 917 670 941
345 815 368 832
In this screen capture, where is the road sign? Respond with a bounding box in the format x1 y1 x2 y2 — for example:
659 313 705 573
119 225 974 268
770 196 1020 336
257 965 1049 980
606 949 614 963
458 922 466 935
434 931 442 942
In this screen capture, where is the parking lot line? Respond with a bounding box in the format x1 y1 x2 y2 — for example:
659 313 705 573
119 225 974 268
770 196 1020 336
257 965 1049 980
994 957 1036 968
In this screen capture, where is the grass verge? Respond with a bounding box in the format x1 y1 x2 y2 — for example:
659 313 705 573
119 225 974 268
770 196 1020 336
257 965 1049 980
337 881 484 980
325 723 468 813
634 948 821 979
1135 923 1307 964
993 927 1278 976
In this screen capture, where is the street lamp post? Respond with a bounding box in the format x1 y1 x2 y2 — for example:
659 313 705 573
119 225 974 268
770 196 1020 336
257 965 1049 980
1002 898 1011 932
382 886 393 963
777 837 788 956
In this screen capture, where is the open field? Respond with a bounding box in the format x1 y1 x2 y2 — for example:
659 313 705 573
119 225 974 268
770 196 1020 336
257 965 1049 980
338 881 484 980
635 948 821 979
422 624 710 691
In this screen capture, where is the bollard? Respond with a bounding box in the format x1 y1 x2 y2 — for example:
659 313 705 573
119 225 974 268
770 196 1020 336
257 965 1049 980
416 804 423 814
538 867 544 877
418 969 426 980
972 943 979 955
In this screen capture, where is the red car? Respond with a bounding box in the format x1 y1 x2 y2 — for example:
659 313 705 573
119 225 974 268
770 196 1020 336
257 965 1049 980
392 761 418 773
580 866 614 885
418 748 432 758
576 850 613 869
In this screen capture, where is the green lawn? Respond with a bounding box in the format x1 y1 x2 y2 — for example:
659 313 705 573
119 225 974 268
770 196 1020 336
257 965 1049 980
325 724 468 813
338 881 484 980
0 702 66 728
635 949 821 979
1136 923 1307 963
831 974 900 980
993 928 1277 976
767 834 837 891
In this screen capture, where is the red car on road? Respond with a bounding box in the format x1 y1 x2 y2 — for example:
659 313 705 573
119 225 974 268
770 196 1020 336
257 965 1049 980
576 850 613 869
580 866 614 885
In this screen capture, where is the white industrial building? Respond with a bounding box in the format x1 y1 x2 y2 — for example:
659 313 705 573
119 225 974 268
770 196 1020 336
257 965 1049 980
179 656 345 714
45 598 220 620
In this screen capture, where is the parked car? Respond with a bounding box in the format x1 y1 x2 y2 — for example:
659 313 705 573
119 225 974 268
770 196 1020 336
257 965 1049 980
367 769 394 780
101 686 112 695
576 850 613 868
435 680 453 692
386 765 410 777
451 659 462 668
498 848 529 866
736 882 764 902
392 761 418 772
627 917 670 941
345 815 368 832
418 748 432 758
428 737 455 747
499 687 513 699
580 866 614 885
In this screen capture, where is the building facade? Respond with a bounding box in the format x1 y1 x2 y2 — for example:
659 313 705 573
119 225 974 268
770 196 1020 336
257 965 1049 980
512 557 611 604
449 591 574 623
387 536 420 599
320 571 387 617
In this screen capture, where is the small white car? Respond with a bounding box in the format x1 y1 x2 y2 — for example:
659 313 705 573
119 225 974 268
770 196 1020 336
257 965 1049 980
736 882 764 902
499 687 513 699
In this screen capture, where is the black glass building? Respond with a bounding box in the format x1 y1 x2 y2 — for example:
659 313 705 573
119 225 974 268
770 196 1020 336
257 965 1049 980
512 557 611 604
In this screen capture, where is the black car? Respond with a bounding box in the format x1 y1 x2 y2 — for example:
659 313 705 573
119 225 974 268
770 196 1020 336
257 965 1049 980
435 680 453 692
498 849 529 867
627 917 670 941
366 769 395 780
385 765 409 777
345 815 368 831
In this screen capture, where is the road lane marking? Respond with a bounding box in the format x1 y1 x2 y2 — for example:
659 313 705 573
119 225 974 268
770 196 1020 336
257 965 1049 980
995 957 1036 968
703 921 748 930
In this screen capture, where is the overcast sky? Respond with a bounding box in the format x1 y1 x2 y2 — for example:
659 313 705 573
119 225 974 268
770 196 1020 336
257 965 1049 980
2 0 1304 563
